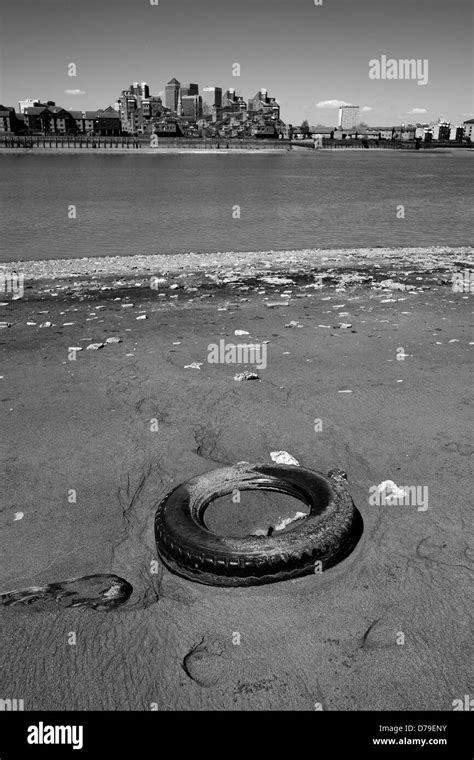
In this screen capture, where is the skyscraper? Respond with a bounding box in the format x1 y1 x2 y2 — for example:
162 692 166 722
201 86 222 116
181 95 202 122
180 83 199 98
165 78 180 112
339 105 360 130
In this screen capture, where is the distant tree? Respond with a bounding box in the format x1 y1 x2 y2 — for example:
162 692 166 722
300 119 310 134
356 121 369 129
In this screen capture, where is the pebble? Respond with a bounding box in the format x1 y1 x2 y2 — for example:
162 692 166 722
234 371 260 381
86 343 104 350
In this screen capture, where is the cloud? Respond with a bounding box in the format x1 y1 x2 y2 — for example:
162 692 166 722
409 107 427 114
361 106 373 112
65 89 86 96
316 99 349 109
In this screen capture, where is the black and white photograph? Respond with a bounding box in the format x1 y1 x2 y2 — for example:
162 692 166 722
0 0 472 752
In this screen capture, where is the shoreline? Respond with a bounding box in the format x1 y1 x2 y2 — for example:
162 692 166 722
1 147 472 155
2 244 473 277
1 246 472 303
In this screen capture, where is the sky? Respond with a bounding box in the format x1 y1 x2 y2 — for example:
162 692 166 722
0 0 472 126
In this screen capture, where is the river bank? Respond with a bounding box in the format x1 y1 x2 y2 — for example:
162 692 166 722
1 245 472 710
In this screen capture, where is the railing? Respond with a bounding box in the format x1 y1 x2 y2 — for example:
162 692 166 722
0 135 292 150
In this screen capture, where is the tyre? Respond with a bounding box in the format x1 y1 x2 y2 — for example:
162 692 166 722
155 463 363 586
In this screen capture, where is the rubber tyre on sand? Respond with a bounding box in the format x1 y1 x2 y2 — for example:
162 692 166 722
155 463 363 586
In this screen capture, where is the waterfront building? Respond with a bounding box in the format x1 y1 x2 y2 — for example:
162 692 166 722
141 96 163 120
154 120 183 137
248 89 280 120
118 83 152 133
48 106 77 134
0 105 23 133
377 127 394 140
339 105 360 130
462 119 474 141
449 126 463 141
431 122 451 141
165 78 180 112
69 110 86 133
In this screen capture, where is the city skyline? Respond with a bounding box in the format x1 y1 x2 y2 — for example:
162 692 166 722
0 0 472 127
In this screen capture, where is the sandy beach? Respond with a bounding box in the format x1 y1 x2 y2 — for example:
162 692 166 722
1 246 472 710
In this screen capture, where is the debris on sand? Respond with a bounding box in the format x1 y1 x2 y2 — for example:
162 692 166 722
105 337 122 344
274 512 307 531
136 314 147 320
285 321 303 328
262 276 295 285
265 301 289 308
234 371 260 381
184 362 203 370
270 451 300 466
234 330 250 336
373 480 408 501
374 279 414 292
86 342 105 350
39 321 52 328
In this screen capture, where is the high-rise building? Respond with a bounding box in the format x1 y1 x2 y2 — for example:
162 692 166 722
165 78 180 112
223 89 236 107
141 96 163 120
18 98 55 113
339 105 360 130
463 119 474 141
130 82 150 100
248 89 269 112
18 99 40 113
180 83 199 98
181 95 202 122
202 86 222 116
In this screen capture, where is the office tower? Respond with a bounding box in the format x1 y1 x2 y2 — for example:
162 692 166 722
180 83 199 98
165 78 180 112
202 86 222 115
223 88 236 107
181 95 202 122
339 105 360 130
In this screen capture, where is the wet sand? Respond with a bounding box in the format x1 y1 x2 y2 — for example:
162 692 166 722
0 247 472 710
